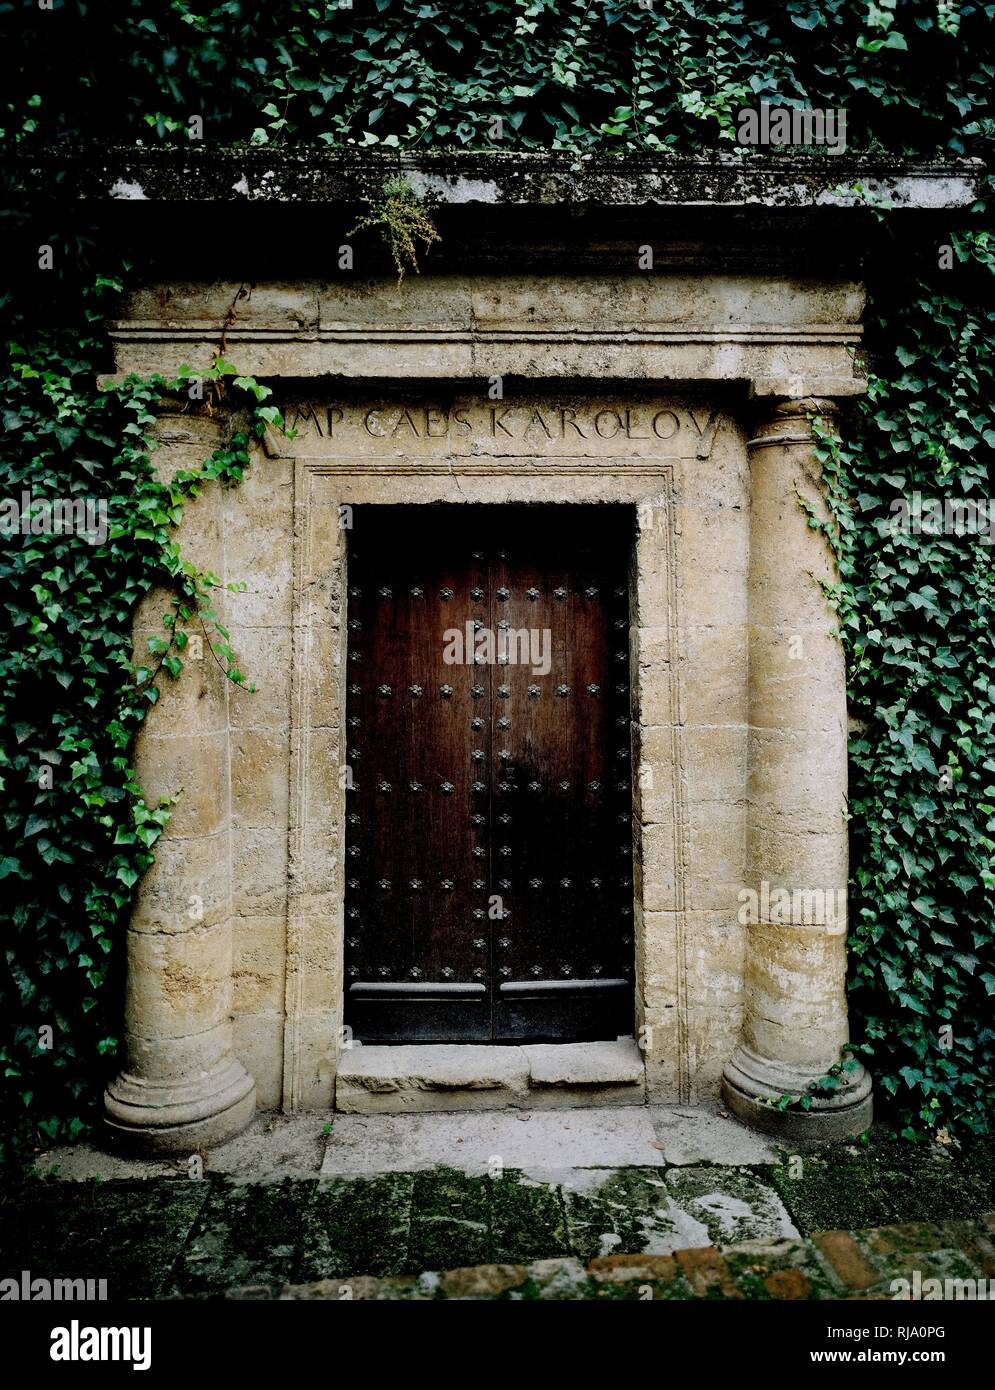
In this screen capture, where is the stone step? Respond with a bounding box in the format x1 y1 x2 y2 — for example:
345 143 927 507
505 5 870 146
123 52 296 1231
335 1039 645 1114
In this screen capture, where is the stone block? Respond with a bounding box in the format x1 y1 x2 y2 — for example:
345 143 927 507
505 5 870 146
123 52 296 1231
684 724 748 806
813 1231 881 1290
232 1013 285 1110
684 911 746 1011
226 626 293 731
129 831 230 936
683 623 748 726
748 624 844 733
231 828 288 917
588 1253 679 1285
125 1018 233 1083
125 920 234 1041
135 730 228 839
524 1039 644 1088
639 820 678 911
232 917 286 1014
638 910 680 1004
685 799 746 910
746 824 848 896
674 1246 741 1298
230 728 291 831
335 1045 530 1113
747 726 847 836
440 1264 528 1298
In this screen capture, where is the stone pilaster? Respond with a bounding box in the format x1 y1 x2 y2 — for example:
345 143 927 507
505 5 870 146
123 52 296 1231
721 398 872 1140
104 411 256 1153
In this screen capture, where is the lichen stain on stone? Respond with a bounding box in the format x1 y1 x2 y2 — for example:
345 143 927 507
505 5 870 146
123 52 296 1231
110 180 147 200
406 172 500 204
160 960 214 1005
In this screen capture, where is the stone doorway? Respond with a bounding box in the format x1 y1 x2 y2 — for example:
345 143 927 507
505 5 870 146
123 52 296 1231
105 374 871 1144
343 505 636 1045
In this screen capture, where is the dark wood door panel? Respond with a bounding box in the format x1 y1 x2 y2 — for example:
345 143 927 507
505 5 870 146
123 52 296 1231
344 517 491 1040
343 506 634 1043
487 513 634 1040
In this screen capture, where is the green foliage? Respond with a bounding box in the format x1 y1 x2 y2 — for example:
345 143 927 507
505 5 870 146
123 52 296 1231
1 0 994 1148
0 261 282 1161
348 178 441 281
2 0 993 158
761 1055 866 1113
816 228 995 1139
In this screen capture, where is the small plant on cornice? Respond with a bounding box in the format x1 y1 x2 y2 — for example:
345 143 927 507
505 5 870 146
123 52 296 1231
828 181 897 219
347 179 441 283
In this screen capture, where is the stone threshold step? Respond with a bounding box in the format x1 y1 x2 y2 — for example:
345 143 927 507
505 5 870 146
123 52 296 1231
335 1040 644 1114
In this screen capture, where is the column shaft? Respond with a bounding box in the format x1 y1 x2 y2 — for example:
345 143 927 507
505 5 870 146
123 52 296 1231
104 410 256 1152
722 399 872 1140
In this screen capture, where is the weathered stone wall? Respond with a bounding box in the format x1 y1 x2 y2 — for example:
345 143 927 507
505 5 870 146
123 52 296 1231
104 258 870 1149
224 448 297 1108
129 391 750 1111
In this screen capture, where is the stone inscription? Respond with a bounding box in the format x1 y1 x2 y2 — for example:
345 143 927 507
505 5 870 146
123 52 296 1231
281 401 724 459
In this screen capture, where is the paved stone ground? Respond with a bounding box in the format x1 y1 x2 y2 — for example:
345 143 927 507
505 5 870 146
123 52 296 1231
4 1111 992 1301
33 1104 780 1181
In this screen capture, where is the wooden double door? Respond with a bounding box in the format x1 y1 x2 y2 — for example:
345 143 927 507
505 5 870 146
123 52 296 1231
343 506 634 1043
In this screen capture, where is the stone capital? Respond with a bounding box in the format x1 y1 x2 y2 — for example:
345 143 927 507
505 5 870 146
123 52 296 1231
747 395 845 445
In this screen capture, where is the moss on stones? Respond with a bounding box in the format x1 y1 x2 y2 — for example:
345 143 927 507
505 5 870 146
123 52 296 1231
765 1134 995 1236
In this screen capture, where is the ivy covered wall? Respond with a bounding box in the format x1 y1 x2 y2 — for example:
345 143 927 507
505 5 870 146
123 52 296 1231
1 0 993 1156
3 0 991 156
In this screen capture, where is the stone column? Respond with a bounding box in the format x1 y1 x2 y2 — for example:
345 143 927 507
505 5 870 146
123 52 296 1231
104 410 256 1153
721 398 872 1140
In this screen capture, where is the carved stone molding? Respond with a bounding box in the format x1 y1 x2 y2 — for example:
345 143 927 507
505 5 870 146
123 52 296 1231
105 272 866 399
282 436 688 1108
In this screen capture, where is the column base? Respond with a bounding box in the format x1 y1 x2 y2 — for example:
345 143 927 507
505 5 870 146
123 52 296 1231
104 1057 256 1155
722 1045 872 1144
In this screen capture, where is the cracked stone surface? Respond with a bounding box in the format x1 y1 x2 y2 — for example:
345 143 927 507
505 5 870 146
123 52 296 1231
37 1104 781 1182
321 1106 667 1177
6 1133 995 1299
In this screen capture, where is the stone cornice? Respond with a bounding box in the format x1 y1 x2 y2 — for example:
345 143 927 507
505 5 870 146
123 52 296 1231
16 146 983 211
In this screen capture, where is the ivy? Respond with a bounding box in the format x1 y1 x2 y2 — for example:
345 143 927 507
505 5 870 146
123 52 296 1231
1 0 994 1152
816 227 995 1139
0 261 284 1162
3 1 994 158
760 1055 866 1115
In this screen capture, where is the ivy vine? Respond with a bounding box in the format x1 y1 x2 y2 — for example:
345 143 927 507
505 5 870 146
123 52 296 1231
0 260 284 1162
4 1 992 159
815 226 995 1140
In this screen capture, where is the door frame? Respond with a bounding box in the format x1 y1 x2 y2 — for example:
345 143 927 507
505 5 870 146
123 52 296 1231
273 426 690 1111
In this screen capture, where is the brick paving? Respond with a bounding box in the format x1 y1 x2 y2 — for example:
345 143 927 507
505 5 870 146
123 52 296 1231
245 1216 995 1300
